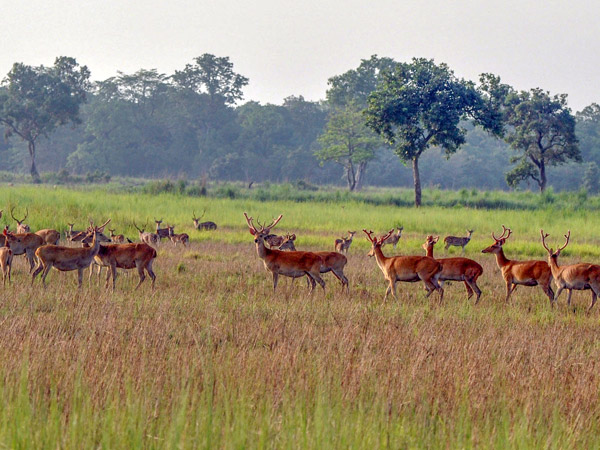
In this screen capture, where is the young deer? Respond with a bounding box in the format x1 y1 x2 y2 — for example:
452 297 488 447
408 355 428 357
541 230 600 311
167 225 189 247
193 210 217 231
154 219 171 241
364 229 443 302
244 213 325 293
444 229 474 254
108 229 126 244
10 207 30 233
0 229 12 286
278 233 297 251
133 222 159 246
382 227 404 249
422 235 483 303
482 226 554 304
334 231 356 253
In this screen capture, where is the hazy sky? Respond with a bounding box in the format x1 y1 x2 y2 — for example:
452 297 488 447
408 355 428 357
1 0 598 111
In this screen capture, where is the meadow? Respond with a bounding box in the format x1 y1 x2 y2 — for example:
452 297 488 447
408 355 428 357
1 184 600 448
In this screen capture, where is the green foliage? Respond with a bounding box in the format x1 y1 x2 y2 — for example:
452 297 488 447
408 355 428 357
583 162 600 194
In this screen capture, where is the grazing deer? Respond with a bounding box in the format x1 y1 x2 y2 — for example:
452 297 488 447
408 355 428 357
541 230 600 311
481 226 554 304
133 222 159 246
334 231 356 253
154 219 171 241
35 229 61 245
444 230 474 254
422 235 483 303
0 230 12 286
108 229 125 244
10 207 30 233
167 225 189 247
92 242 157 291
4 230 45 272
382 227 404 249
278 233 297 251
244 213 325 293
193 210 217 231
364 229 443 302
32 221 105 287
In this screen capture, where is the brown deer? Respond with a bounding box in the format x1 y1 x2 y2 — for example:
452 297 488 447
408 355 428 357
364 229 443 302
4 230 45 272
0 229 12 286
32 221 105 287
481 226 554 304
66 223 81 242
35 229 61 245
444 229 474 254
334 231 356 253
167 225 189 247
541 230 600 310
108 229 125 244
277 233 297 251
154 219 171 241
244 213 325 293
422 235 483 303
133 222 159 246
382 227 404 249
92 242 157 291
193 210 217 231
10 207 30 233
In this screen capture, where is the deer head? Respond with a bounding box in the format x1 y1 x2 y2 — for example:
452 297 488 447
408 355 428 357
482 225 512 253
10 207 29 233
541 229 570 260
364 229 394 257
244 212 283 245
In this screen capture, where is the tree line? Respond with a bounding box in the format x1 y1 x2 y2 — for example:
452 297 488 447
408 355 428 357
1 54 599 206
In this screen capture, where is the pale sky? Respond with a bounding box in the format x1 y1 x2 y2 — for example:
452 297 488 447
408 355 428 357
1 0 598 111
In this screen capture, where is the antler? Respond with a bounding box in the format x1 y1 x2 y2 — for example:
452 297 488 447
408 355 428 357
133 221 144 233
557 230 571 254
96 218 111 232
492 225 512 241
263 214 283 233
540 229 551 254
380 229 395 243
10 206 27 224
243 212 258 233
363 229 376 243
192 211 197 220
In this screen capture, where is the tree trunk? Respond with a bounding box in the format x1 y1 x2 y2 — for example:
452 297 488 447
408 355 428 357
539 161 546 192
28 140 41 183
412 156 422 207
346 163 356 191
355 161 367 191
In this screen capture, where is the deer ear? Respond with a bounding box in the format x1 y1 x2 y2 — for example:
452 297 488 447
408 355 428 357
2 229 6 236
248 228 256 236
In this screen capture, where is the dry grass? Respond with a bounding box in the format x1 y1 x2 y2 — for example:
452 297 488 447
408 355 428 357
0 237 599 448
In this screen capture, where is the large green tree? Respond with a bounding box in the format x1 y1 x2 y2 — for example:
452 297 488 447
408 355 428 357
365 58 501 206
0 57 90 181
503 88 580 192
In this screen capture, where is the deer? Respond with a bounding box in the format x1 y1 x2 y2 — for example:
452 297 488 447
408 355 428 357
108 229 125 244
133 222 159 246
364 229 443 302
32 221 106 287
278 234 297 251
35 229 61 245
66 223 81 242
422 235 483 303
444 229 474 254
481 225 554 304
0 229 12 286
193 210 217 231
10 207 30 233
167 225 189 247
4 230 45 272
382 227 404 249
334 231 356 253
541 230 600 311
91 242 157 291
244 213 325 293
154 219 171 241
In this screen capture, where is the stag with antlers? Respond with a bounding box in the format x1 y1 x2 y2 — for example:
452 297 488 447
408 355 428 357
10 207 30 233
133 222 159 246
364 229 443 302
193 210 217 231
482 225 554 304
541 230 600 310
244 213 325 293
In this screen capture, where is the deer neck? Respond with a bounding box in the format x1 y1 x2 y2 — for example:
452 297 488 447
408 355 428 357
425 245 434 258
255 238 271 260
373 245 389 271
494 248 511 268
548 255 561 276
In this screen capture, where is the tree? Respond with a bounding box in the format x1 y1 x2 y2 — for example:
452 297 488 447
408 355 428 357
583 162 599 194
315 104 380 191
365 58 500 206
504 88 580 191
0 57 90 181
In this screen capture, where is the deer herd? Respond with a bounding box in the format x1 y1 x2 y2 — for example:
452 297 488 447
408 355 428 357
1 205 599 312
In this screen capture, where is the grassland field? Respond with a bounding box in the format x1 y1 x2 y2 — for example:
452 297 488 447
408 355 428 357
1 185 600 448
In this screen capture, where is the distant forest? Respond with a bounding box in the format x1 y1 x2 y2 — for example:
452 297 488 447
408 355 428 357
1 54 599 195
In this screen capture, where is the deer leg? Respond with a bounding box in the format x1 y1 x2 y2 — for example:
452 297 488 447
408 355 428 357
554 286 564 304
110 264 117 291
311 272 326 292
77 268 84 288
135 262 146 290
272 272 279 292
41 264 53 287
588 290 598 313
463 281 474 299
542 283 555 306
104 264 112 289
566 289 573 307
504 281 517 303
26 250 36 272
383 282 393 302
467 279 482 304
31 261 44 285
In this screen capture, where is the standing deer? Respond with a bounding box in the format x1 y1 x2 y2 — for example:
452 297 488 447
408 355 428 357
422 235 483 303
541 230 600 310
364 229 443 302
4 230 44 272
0 229 12 286
108 229 125 244
32 221 105 287
92 242 157 291
167 225 189 247
193 210 217 231
382 227 404 249
154 219 171 241
10 207 30 233
66 223 82 242
444 230 474 254
481 226 554 304
334 231 356 253
133 222 159 246
244 213 325 293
